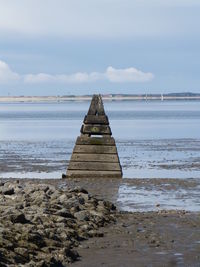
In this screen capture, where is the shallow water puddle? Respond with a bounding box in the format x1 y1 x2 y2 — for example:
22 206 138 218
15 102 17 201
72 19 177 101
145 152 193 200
117 184 200 212
0 171 61 179
155 252 168 255
174 253 183 256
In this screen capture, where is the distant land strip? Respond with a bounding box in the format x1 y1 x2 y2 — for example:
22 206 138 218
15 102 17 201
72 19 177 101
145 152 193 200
0 93 200 102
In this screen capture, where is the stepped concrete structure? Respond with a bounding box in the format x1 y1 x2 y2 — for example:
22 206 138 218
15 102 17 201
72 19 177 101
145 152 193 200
66 94 122 178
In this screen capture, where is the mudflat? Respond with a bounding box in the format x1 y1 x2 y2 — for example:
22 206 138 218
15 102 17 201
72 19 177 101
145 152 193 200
71 211 200 267
0 178 200 266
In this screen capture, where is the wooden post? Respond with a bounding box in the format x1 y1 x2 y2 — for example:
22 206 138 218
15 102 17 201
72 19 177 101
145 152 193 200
66 94 122 178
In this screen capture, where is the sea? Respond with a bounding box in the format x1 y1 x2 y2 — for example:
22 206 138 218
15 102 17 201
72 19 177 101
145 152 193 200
0 100 200 211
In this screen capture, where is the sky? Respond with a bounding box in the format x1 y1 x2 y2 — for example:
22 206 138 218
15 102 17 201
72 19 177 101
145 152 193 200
0 0 200 96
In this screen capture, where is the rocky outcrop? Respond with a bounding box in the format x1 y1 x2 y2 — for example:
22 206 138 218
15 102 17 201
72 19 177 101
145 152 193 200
0 180 116 266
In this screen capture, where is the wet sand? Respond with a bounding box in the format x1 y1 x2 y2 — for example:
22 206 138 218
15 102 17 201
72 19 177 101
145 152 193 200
1 177 200 266
71 211 200 267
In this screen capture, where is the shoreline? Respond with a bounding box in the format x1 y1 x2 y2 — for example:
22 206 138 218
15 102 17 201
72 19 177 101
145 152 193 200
1 95 200 103
1 177 200 212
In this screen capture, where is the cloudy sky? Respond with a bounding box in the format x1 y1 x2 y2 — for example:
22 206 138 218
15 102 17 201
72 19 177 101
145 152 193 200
0 0 200 95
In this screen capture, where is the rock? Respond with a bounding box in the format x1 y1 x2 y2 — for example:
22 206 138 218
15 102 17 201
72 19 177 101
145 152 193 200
103 200 116 210
10 212 29 224
57 193 68 203
69 187 88 194
80 193 90 201
43 186 49 193
74 210 89 221
0 251 7 266
0 181 116 266
64 248 79 261
88 230 104 237
14 247 29 260
3 188 15 195
89 210 104 217
70 206 80 214
55 208 74 218
0 182 5 187
80 224 92 231
28 233 46 248
78 196 85 205
15 203 24 209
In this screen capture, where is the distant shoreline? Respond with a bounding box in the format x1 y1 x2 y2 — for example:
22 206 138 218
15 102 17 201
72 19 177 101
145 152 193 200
0 94 200 103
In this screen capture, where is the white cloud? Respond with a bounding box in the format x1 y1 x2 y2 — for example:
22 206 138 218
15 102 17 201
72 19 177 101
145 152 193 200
24 72 104 84
0 60 20 83
106 66 154 83
24 73 55 83
24 67 153 84
0 60 154 84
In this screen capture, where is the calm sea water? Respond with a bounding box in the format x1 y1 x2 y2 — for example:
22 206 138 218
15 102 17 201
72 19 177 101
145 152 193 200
0 100 200 179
